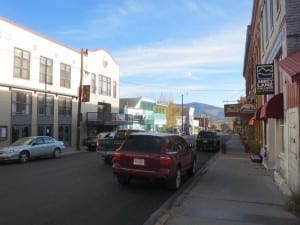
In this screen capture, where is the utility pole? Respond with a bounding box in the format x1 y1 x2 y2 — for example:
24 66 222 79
181 94 184 134
76 49 87 150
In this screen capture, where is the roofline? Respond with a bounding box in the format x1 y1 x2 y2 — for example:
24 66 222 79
0 16 118 65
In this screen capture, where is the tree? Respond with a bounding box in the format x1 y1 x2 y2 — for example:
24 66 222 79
166 100 181 130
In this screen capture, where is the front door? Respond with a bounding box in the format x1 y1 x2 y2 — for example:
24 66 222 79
38 125 53 136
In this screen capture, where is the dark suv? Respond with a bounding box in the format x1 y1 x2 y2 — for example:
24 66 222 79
196 130 220 151
112 132 197 190
97 129 144 164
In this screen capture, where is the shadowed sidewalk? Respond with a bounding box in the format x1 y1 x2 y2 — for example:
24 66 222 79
150 135 300 225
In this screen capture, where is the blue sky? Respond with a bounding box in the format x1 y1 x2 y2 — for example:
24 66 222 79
1 0 253 108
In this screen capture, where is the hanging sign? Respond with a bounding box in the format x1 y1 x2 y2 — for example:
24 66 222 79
256 64 274 95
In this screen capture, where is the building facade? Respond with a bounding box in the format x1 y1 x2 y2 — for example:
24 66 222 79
0 17 122 147
119 97 167 132
244 0 300 194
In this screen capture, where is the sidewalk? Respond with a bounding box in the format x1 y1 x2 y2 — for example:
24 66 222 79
149 135 300 225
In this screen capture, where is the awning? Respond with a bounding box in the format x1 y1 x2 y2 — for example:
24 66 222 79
248 105 263 125
260 93 283 119
279 51 300 82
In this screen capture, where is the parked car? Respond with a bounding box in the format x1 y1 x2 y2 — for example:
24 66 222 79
97 129 144 164
83 132 114 151
196 130 220 151
112 132 197 190
83 136 98 151
0 136 65 163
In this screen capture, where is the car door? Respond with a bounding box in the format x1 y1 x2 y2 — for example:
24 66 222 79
43 136 56 156
29 137 46 157
175 136 191 171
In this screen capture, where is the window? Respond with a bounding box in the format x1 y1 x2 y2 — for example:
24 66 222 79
113 81 117 98
44 136 55 144
38 95 54 116
0 126 8 141
91 73 96 94
58 97 72 117
60 63 71 88
12 126 30 143
13 47 30 79
12 91 32 115
40 56 53 84
98 75 111 96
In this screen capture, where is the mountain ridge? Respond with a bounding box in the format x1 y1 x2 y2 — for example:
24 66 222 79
177 102 226 121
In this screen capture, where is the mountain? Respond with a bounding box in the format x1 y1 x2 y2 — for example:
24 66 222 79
177 102 227 121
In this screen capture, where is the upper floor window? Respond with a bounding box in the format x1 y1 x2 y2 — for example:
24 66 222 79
58 97 72 117
40 56 53 85
98 75 111 96
91 73 96 94
60 63 71 88
12 91 32 115
38 94 54 116
13 48 30 79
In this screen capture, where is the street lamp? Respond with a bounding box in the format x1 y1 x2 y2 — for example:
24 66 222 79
181 93 188 134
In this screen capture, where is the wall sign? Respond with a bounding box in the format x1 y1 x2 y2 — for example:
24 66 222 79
256 64 274 95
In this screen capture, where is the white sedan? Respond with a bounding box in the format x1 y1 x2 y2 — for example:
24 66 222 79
0 136 65 163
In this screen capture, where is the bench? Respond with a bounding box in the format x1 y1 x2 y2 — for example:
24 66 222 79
250 148 266 163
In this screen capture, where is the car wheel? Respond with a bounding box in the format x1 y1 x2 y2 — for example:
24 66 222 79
19 151 29 163
168 167 181 190
188 158 197 176
53 148 61 158
117 175 129 185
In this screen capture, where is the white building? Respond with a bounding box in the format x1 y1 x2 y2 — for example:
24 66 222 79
0 17 122 147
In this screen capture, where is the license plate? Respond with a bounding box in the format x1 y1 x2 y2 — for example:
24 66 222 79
133 158 145 166
202 140 208 143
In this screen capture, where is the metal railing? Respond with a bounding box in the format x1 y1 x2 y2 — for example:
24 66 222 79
86 112 134 125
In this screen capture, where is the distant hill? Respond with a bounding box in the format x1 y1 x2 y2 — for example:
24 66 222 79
177 102 227 121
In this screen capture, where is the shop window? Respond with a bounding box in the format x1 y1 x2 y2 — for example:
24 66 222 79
0 126 8 141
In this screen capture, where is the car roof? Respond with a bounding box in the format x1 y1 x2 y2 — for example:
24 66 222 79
129 132 179 137
21 136 53 138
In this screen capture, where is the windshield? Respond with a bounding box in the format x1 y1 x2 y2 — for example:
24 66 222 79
11 137 34 146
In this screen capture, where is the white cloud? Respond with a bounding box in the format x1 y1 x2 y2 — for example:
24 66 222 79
115 26 246 78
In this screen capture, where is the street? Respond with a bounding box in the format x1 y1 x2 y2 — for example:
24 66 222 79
0 136 230 225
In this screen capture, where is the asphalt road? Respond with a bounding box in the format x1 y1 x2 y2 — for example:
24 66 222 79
0 143 218 225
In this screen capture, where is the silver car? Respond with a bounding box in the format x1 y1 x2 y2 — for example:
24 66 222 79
0 136 65 163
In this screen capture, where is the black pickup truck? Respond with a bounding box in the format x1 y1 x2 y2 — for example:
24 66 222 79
97 129 144 164
196 130 220 152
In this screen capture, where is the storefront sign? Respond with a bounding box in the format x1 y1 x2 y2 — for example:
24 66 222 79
224 104 240 117
256 64 274 95
240 104 256 114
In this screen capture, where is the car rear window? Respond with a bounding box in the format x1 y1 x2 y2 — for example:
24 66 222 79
121 135 163 153
198 132 214 138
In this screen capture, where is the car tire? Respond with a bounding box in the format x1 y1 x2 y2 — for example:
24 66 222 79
188 158 197 176
53 148 61 158
19 151 29 163
117 175 129 185
167 167 181 190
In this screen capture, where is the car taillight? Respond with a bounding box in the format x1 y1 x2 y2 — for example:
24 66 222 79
160 155 172 166
113 150 121 162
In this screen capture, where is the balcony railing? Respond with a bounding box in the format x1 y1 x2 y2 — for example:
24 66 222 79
86 112 133 126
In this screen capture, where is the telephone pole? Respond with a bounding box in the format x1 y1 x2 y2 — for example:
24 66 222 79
76 49 88 150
